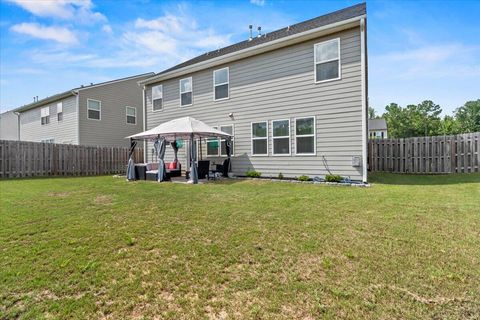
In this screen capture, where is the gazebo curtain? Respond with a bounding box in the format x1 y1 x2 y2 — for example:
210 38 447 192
154 138 167 182
170 140 179 162
226 138 233 174
190 134 198 184
126 140 137 181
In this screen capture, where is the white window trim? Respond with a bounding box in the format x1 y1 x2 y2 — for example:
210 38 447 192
41 116 50 126
152 84 163 112
126 106 137 125
219 124 234 156
272 119 291 156
206 126 220 157
41 138 55 143
251 121 268 156
294 116 316 156
179 77 193 107
57 102 63 114
87 98 101 121
213 67 230 101
40 107 50 125
314 38 341 84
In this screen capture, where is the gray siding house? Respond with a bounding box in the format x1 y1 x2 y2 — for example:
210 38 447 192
14 73 153 147
368 118 388 139
0 111 20 141
139 3 368 182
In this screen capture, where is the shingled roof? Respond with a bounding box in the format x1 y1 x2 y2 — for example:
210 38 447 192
156 3 366 76
368 119 388 130
14 72 154 113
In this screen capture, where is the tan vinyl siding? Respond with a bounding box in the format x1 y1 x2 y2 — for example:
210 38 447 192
19 95 78 144
0 111 19 140
145 27 364 180
78 75 151 147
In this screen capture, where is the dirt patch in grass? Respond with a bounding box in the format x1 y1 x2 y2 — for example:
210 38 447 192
94 195 114 205
47 191 72 197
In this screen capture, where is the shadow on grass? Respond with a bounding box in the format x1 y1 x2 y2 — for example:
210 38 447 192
369 172 480 185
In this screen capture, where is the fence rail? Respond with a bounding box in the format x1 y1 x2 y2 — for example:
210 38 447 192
0 140 143 179
368 132 480 173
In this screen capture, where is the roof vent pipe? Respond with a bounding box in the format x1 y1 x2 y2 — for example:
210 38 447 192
248 25 253 41
257 26 262 37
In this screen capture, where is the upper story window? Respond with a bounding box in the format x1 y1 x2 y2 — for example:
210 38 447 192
57 102 63 122
126 106 136 125
180 77 192 106
295 117 316 155
41 107 50 125
87 99 101 120
152 85 163 111
314 38 341 83
41 138 54 143
251 121 268 156
272 119 290 155
220 124 234 156
214 67 229 100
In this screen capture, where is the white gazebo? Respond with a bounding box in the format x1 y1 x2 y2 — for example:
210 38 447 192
126 117 232 184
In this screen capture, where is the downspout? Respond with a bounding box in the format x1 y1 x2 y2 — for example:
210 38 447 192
360 18 368 183
72 90 79 145
142 85 147 163
13 111 21 140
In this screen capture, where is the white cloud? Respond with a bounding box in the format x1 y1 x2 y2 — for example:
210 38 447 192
124 12 231 63
102 25 112 33
372 43 480 79
250 0 266 6
6 0 106 23
11 23 78 45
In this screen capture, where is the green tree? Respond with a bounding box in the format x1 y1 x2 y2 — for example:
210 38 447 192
382 100 443 138
368 107 377 119
439 115 461 135
412 100 442 136
382 103 410 138
455 100 480 133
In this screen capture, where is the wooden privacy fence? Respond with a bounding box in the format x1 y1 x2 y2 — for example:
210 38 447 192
368 132 480 174
0 140 143 179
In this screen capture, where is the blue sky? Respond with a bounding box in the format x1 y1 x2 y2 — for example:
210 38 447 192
1 0 479 115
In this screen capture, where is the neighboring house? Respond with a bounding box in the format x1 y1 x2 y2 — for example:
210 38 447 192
139 3 368 182
0 110 20 140
14 73 154 147
368 118 388 139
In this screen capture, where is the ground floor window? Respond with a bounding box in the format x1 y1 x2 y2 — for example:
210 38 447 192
295 117 315 155
220 125 234 156
207 126 219 156
272 119 290 155
252 121 268 156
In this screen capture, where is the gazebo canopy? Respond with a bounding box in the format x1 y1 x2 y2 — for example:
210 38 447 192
126 116 232 141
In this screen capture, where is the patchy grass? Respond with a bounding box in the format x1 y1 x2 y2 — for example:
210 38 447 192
1 173 479 319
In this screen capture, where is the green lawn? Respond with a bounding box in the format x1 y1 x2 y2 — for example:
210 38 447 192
1 173 479 319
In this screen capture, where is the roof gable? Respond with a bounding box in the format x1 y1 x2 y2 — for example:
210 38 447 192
142 2 365 84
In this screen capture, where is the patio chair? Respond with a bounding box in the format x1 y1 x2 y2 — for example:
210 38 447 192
197 160 210 180
213 158 230 177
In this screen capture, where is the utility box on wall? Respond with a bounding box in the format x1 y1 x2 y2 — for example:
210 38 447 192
352 156 361 167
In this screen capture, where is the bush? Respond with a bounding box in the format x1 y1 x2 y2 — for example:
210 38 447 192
245 170 261 178
278 172 284 180
325 174 342 183
297 175 310 181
